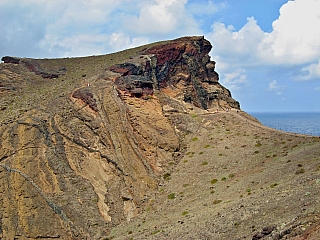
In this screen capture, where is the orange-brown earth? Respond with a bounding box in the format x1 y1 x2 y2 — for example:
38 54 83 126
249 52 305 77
0 37 319 240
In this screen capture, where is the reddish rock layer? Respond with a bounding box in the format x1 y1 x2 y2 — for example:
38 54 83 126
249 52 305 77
109 36 240 110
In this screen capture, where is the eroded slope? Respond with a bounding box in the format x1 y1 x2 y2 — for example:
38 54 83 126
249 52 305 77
0 36 240 239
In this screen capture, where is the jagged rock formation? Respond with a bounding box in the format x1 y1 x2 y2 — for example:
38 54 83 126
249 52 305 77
109 36 239 110
0 36 240 239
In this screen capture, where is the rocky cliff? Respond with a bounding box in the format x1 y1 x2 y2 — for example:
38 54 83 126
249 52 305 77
0 36 240 239
108 36 239 110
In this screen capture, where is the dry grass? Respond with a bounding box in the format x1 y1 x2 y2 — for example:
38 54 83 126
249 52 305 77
108 111 320 239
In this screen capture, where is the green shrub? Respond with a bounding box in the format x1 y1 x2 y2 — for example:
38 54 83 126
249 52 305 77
151 230 161 235
270 183 278 188
213 200 222 204
167 193 175 199
211 179 218 184
202 161 208 165
163 173 171 180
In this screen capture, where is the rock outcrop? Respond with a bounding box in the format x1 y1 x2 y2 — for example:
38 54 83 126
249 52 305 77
109 36 240 110
0 36 239 239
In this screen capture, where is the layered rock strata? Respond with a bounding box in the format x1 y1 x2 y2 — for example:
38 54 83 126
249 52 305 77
0 36 239 239
109 36 240 110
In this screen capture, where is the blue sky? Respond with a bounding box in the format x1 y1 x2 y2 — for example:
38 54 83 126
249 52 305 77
1 0 320 112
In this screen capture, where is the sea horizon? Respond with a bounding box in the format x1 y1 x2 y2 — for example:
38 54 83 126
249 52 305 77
248 111 320 137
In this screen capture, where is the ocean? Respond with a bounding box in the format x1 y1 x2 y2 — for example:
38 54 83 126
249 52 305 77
249 112 320 136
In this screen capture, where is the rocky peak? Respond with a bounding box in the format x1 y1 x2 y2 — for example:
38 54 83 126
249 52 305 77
108 36 240 110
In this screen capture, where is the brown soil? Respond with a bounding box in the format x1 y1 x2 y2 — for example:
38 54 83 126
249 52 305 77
1 37 320 240
108 109 320 240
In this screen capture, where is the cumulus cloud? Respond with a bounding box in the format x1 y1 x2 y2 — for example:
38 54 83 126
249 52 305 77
39 32 150 57
220 68 249 90
0 0 204 58
123 0 200 36
295 60 320 81
0 0 126 57
207 0 320 82
260 0 320 64
208 17 265 66
268 80 286 95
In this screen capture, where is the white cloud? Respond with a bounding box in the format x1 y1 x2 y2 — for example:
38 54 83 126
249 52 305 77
208 17 265 67
207 0 320 83
123 0 200 36
314 87 320 91
220 68 249 90
295 60 320 81
0 0 126 57
260 0 320 64
39 32 149 57
268 80 286 95
0 0 203 58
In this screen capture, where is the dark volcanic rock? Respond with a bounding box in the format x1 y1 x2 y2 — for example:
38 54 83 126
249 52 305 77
72 88 98 111
1 56 66 79
110 62 154 97
252 226 275 240
2 56 20 64
109 36 240 110
22 60 65 79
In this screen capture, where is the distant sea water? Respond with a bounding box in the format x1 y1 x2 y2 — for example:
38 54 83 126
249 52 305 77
249 112 320 136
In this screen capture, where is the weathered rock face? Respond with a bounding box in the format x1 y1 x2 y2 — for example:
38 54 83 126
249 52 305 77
109 36 240 110
0 36 239 239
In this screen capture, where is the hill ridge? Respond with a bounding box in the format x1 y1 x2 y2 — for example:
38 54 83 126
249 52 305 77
1 36 320 239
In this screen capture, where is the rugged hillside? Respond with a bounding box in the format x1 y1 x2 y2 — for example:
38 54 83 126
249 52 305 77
0 36 319 240
109 111 320 240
